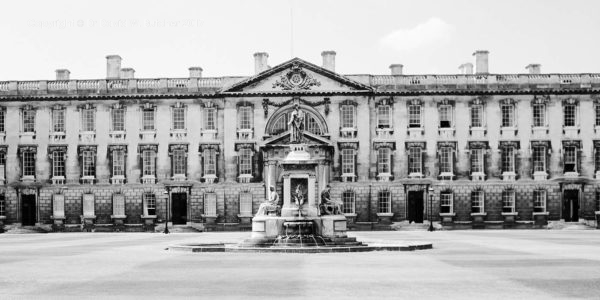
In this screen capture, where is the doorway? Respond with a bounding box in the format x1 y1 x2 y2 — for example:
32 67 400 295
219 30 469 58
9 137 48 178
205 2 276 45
21 194 36 226
407 191 424 223
563 190 579 222
171 193 188 225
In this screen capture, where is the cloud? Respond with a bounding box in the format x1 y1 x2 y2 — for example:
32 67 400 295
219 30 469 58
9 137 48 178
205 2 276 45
380 18 455 52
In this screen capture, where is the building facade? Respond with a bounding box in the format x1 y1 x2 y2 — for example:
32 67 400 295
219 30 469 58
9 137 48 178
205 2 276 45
0 50 599 231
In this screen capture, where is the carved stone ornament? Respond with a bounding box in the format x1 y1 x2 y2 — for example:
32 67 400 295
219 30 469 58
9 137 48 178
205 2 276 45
234 142 255 152
437 98 455 107
78 145 97 156
468 141 488 149
531 140 551 149
169 144 189 155
469 97 486 106
338 142 359 150
108 144 127 153
561 98 579 106
408 99 423 106
404 184 427 192
0 145 7 154
199 143 220 153
499 141 520 149
437 141 457 149
373 142 395 150
406 141 426 149
48 145 68 159
562 139 581 148
532 95 551 105
499 98 517 105
138 144 158 153
18 145 37 156
272 62 321 90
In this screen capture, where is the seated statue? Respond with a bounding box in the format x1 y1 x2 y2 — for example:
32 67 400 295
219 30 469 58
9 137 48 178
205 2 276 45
257 186 280 216
320 185 343 215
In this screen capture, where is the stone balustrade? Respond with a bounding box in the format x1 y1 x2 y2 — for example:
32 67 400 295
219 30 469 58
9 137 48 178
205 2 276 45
1 73 599 96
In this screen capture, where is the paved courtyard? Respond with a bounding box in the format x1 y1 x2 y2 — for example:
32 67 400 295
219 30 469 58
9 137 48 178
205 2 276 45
1 230 600 299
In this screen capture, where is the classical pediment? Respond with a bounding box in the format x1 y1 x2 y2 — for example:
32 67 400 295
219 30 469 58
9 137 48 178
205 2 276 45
261 131 333 148
221 58 372 95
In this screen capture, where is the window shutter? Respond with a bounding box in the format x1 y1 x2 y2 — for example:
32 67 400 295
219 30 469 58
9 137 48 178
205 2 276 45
529 147 534 178
452 148 457 178
560 147 565 174
200 152 205 179
577 148 582 174
108 150 114 178
354 150 358 179
515 148 521 180
236 153 240 178
468 149 472 179
252 151 260 181
184 154 188 179
390 149 395 179
546 147 551 179
338 149 342 178
421 149 427 177
215 151 219 181
93 154 97 179
484 149 490 179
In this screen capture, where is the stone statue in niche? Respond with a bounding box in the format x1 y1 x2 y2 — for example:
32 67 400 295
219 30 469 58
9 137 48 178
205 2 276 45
288 103 305 143
292 184 305 217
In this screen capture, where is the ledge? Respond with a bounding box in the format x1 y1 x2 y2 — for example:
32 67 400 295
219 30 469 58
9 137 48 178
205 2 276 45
532 212 550 216
470 212 487 216
344 213 357 217
439 213 456 217
376 213 394 217
140 215 157 219
501 212 519 216
237 214 253 218
111 215 127 219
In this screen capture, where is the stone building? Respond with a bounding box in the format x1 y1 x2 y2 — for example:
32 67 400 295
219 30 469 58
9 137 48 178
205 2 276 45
0 50 599 232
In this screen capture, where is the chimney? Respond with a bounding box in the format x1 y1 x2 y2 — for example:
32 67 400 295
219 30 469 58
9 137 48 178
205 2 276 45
120 68 135 79
526 64 541 74
106 55 122 79
458 63 473 75
321 51 336 72
189 67 203 78
472 50 489 74
254 52 269 74
389 64 404 75
55 69 70 80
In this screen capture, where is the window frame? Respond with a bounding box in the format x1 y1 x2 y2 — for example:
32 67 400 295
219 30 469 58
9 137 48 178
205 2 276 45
52 108 66 133
439 105 453 128
142 108 156 131
112 150 126 178
111 107 125 132
376 105 392 129
81 150 96 178
471 190 485 214
172 149 187 177
501 104 515 128
22 151 36 177
532 104 546 128
238 148 253 176
532 146 547 173
408 105 422 128
22 109 36 133
342 190 356 214
142 150 156 177
533 190 547 213
563 104 577 127
203 148 217 177
341 148 355 176
237 106 253 131
143 193 157 216
502 190 516 213
408 147 422 175
377 190 391 214
377 147 391 175
52 151 66 178
80 108 96 132
563 146 577 173
340 105 356 129
439 147 453 174
470 104 483 128
440 192 453 214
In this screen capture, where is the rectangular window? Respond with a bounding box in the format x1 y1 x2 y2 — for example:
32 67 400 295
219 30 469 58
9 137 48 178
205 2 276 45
533 190 546 213
0 109 4 132
377 148 391 174
564 146 577 173
82 151 95 177
408 105 421 128
502 190 515 213
239 149 252 176
377 105 391 129
341 105 355 129
238 107 252 130
142 150 156 176
471 148 484 173
501 104 514 127
172 150 186 176
533 104 545 127
239 193 253 216
23 110 35 133
52 151 65 178
341 149 355 175
532 146 546 172
408 147 422 175
143 193 156 216
0 194 5 216
203 149 216 176
378 190 391 213
0 152 5 180
142 109 155 131
502 147 515 173
564 105 576 127
111 108 125 131
172 107 186 130
439 147 453 174
470 105 483 127
112 150 125 177
22 152 36 177
471 191 484 213
81 109 95 132
596 105 600 126
204 108 216 131
342 191 355 214
52 109 65 133
204 193 217 216
439 105 452 128
440 192 453 214
596 149 600 172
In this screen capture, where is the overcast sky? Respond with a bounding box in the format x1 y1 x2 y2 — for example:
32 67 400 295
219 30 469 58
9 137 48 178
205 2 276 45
1 0 599 80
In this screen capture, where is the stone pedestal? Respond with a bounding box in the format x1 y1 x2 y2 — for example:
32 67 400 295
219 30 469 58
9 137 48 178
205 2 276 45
141 215 157 232
51 215 66 232
111 215 127 232
471 212 487 229
502 212 518 228
80 215 96 232
251 215 286 239
533 212 549 228
320 215 347 238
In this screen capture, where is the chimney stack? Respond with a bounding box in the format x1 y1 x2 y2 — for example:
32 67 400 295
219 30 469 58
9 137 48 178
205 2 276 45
389 64 404 75
458 63 473 75
55 69 70 80
106 55 122 79
189 67 203 78
472 50 489 74
526 64 541 74
254 52 269 74
120 68 135 79
321 51 336 72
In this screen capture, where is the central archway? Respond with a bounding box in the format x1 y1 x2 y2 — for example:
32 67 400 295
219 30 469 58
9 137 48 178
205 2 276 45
265 104 328 136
